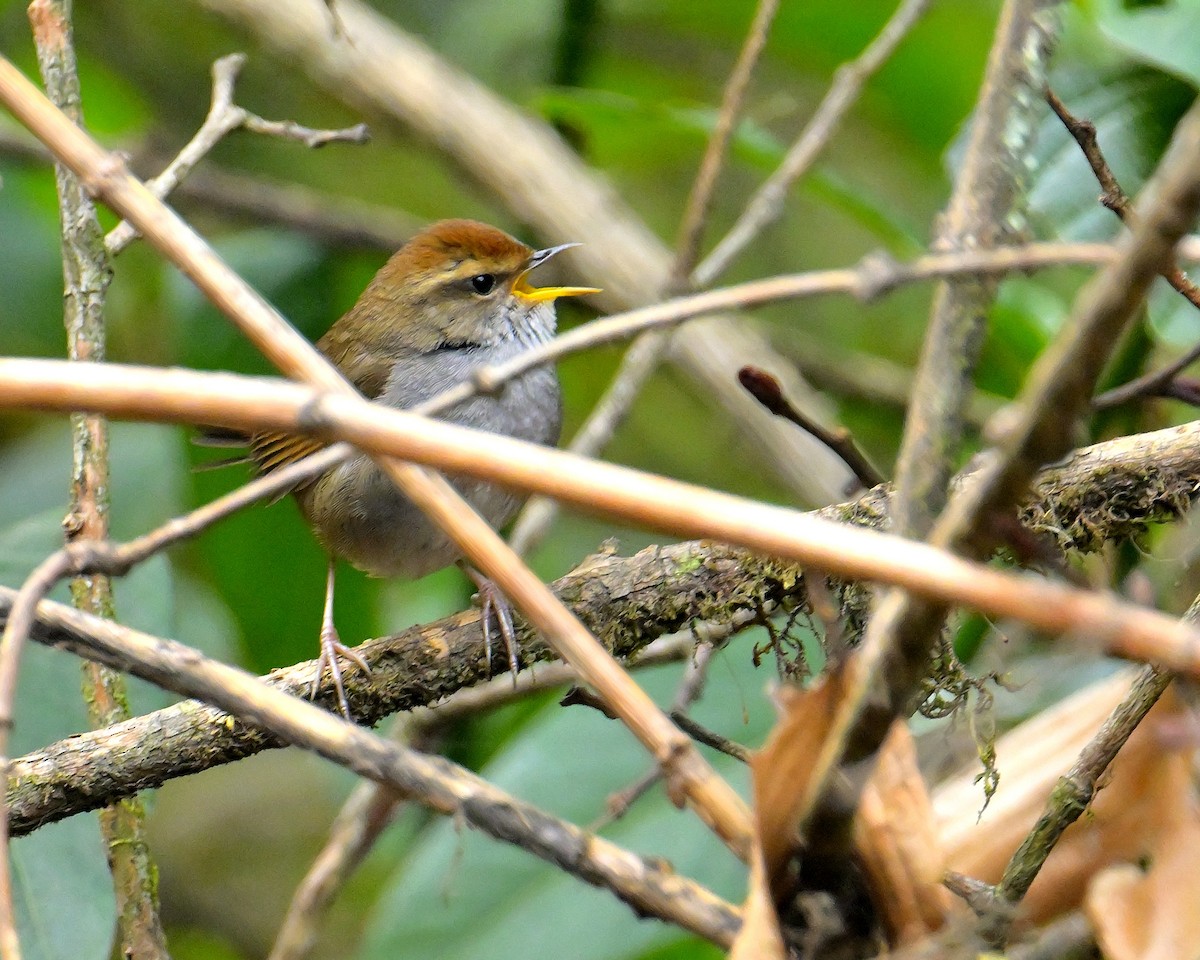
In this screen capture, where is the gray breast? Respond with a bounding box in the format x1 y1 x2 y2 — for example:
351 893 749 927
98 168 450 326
307 333 562 579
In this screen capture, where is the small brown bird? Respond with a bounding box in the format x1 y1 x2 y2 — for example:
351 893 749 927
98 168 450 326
239 219 597 716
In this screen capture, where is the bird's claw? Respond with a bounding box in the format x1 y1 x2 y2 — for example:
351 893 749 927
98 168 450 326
466 570 521 683
311 622 372 720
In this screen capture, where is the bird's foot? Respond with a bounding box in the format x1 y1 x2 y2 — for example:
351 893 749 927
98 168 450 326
310 622 372 720
465 568 521 681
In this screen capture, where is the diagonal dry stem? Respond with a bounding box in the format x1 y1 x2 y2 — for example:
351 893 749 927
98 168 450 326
5 358 1200 678
18 4 167 958
0 240 1159 627
268 632 700 960
978 662 1175 945
512 0 928 553
891 0 1059 539
1044 88 1200 410
673 0 780 284
512 0 780 555
0 53 754 858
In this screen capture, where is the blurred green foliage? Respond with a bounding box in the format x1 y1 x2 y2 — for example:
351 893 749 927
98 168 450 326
1 0 1199 958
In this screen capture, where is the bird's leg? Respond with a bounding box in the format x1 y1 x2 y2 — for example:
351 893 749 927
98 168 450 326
311 557 372 719
461 563 520 679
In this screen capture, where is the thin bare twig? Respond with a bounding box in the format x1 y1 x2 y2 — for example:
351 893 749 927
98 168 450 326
943 871 999 916
934 101 1200 577
671 712 751 763
1045 88 1186 235
193 0 859 506
673 0 779 284
670 640 719 716
739 366 884 491
17 5 166 959
793 90 1200 947
592 769 661 831
1095 339 1200 409
748 4 1061 902
0 241 1123 692
470 243 1143 404
4 544 769 832
978 662 1175 945
891 0 1058 539
0 55 385 941
105 53 368 255
593 639 720 830
510 0 925 553
1044 88 1200 410
505 239 1127 554
692 0 934 288
0 125 418 251
194 0 1200 509
511 0 780 556
0 313 589 657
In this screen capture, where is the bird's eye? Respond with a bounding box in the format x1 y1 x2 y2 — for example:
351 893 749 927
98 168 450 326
470 274 496 295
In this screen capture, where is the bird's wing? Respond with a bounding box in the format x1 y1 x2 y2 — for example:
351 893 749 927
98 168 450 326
248 432 328 480
249 330 395 484
316 323 396 401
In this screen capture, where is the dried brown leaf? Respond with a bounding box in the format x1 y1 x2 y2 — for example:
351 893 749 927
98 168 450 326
1085 755 1200 960
936 673 1195 923
854 721 951 944
731 665 856 954
729 851 788 960
751 667 850 894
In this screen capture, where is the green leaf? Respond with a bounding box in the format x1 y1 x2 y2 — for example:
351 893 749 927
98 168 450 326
977 280 1062 398
0 419 191 724
1017 49 1193 348
0 421 187 542
0 515 115 960
114 553 180 715
631 939 722 960
1086 0 1200 88
0 166 71 358
74 51 153 137
805 169 925 257
1028 68 1193 242
12 818 115 960
0 510 94 742
0 509 71 595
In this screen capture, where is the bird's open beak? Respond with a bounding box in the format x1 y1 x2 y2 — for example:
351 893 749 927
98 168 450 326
515 242 601 303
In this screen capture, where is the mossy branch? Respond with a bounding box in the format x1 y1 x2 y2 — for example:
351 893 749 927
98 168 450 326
5 420 1199 834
